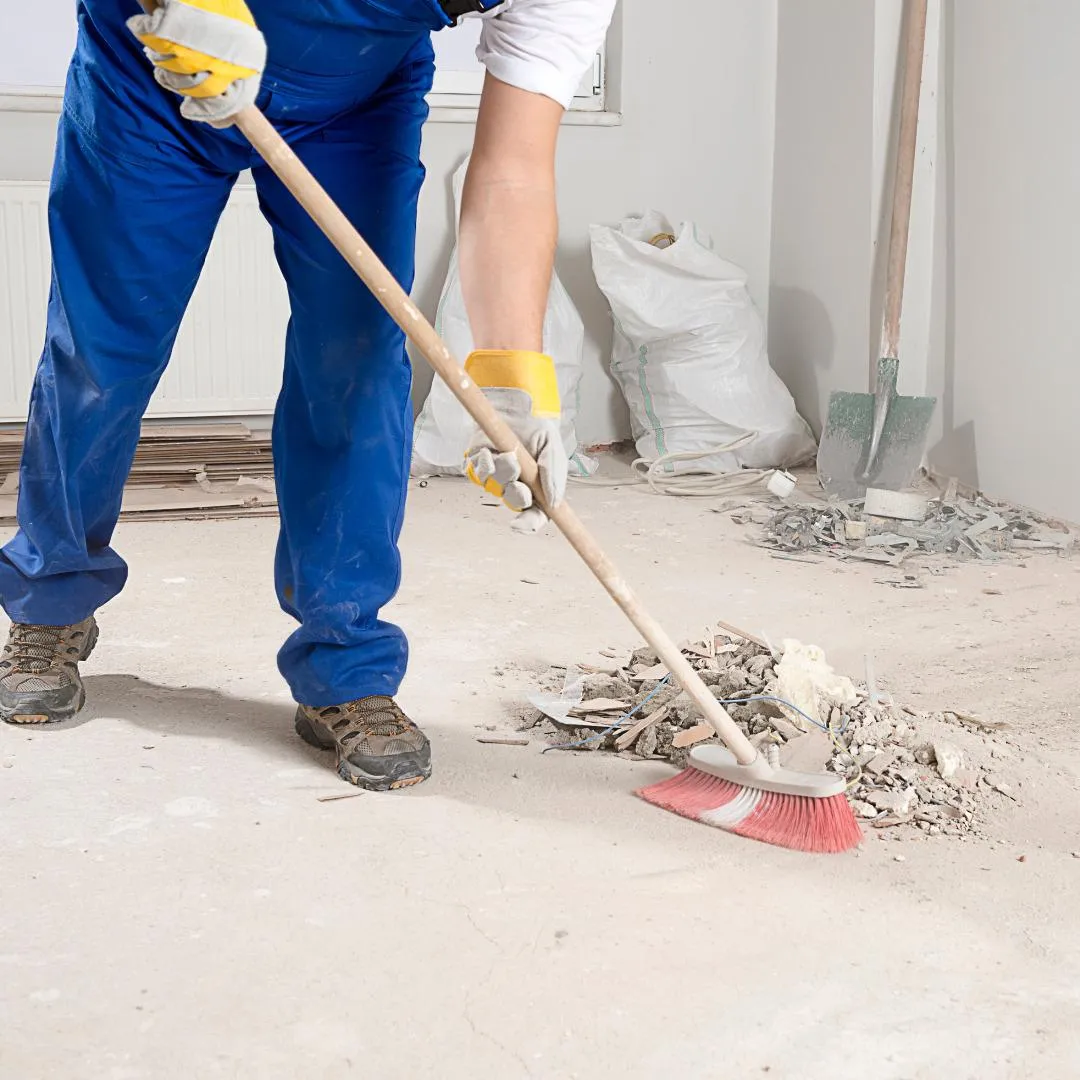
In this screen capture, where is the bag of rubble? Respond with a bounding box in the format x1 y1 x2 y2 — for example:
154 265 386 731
412 157 598 479
590 211 816 475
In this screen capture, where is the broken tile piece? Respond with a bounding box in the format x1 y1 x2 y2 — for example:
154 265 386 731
933 739 964 780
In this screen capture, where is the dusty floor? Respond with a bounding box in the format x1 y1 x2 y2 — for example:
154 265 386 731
2 473 1080 1079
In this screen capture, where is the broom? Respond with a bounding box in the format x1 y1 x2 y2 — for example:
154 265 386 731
132 0 861 853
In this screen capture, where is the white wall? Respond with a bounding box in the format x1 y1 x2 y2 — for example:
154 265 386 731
920 0 1080 521
767 0 939 436
0 1 780 448
769 0 1080 522
767 0 875 436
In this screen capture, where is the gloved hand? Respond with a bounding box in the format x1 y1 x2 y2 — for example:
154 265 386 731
464 350 568 535
127 0 266 125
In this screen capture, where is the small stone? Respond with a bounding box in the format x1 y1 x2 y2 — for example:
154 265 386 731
914 744 935 766
635 724 659 759
768 715 805 741
1071 852 1080 860
864 750 896 777
851 800 879 819
894 854 906 862
933 739 964 780
581 673 633 701
1017 854 1027 863
867 788 917 815
780 729 834 772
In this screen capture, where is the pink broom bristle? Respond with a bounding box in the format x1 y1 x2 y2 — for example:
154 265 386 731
637 766 863 854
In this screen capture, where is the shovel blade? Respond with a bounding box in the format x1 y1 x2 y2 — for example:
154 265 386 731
817 388 937 500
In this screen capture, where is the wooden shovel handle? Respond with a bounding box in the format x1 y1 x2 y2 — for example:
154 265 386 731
133 0 760 766
881 0 928 360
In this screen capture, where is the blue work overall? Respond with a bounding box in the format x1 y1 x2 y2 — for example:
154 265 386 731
0 0 453 706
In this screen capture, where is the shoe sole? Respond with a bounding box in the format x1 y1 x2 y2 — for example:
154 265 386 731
294 709 432 792
0 622 99 726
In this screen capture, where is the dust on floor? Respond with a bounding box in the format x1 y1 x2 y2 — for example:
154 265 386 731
2 474 1080 1078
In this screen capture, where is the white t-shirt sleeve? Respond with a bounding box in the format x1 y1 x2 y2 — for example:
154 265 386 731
475 0 617 109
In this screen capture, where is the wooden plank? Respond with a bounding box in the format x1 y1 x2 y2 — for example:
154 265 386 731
568 698 631 716
671 722 715 749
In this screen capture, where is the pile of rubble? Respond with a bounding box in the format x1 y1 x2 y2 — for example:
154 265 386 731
743 488 1073 565
528 628 1019 840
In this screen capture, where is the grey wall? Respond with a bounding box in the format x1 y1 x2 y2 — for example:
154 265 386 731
926 0 1080 521
0 0 780 447
767 0 876 437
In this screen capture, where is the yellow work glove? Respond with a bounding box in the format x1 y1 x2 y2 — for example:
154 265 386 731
464 350 568 535
127 0 266 125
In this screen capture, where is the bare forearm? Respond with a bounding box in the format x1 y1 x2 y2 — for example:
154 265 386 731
459 74 563 352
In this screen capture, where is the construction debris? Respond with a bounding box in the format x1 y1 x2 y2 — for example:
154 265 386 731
0 421 276 523
756 489 1074 563
529 626 1020 841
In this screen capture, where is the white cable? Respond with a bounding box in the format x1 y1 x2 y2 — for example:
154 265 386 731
633 434 772 498
569 434 774 497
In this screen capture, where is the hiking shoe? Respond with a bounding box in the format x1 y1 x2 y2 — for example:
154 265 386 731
294 695 432 791
0 617 99 724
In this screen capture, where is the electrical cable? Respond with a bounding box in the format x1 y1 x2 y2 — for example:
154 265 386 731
568 434 775 498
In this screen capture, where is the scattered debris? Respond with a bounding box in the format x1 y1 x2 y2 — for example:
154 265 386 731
476 737 530 747
317 792 364 803
863 487 929 522
529 625 1021 841
756 487 1074 564
0 421 277 524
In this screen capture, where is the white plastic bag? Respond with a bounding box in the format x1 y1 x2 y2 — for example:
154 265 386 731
412 158 596 478
590 211 815 475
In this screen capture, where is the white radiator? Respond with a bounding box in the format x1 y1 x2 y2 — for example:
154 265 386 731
0 181 288 422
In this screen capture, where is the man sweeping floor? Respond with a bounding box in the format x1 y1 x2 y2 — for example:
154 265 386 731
0 0 616 789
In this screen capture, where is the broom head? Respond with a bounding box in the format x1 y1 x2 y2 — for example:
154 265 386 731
637 745 862 854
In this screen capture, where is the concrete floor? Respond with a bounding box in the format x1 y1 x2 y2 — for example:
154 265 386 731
2 476 1080 1079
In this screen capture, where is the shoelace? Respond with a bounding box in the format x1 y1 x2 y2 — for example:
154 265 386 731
324 697 412 737
5 625 66 674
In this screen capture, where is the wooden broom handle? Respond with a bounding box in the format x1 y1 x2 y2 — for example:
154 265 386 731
881 0 928 360
133 0 759 766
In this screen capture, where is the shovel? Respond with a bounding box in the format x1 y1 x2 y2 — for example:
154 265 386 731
817 0 936 501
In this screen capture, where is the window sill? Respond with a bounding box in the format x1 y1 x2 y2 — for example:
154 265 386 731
428 105 622 126
1 92 623 127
